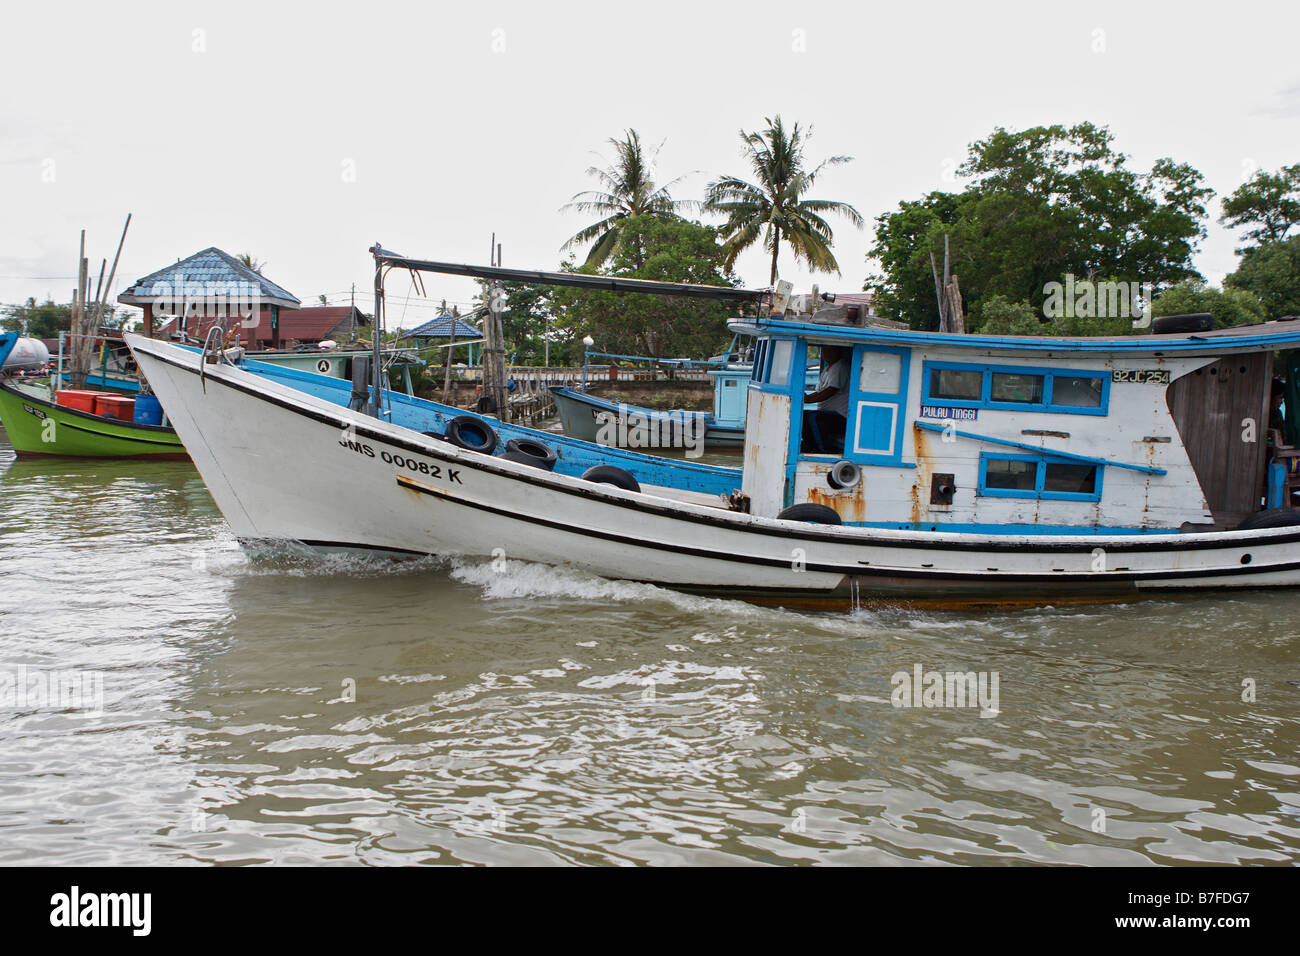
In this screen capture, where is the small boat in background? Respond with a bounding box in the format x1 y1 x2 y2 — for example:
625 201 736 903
0 331 186 460
550 358 817 451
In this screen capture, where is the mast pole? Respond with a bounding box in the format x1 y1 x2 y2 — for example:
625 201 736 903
370 244 384 418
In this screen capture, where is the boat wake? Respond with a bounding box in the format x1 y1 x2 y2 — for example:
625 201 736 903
231 538 449 578
446 555 932 637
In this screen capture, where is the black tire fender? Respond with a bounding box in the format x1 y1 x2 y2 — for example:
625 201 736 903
580 465 640 493
1236 507 1300 531
502 437 558 471
777 502 843 525
444 415 498 455
1152 312 1213 334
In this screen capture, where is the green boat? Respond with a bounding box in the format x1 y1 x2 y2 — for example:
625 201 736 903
0 331 187 460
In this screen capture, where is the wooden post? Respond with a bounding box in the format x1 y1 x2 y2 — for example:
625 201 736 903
442 307 458 405
70 231 89 389
479 236 509 421
930 250 946 333
947 274 965 334
91 214 131 335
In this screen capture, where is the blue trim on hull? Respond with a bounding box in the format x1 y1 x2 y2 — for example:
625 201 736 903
850 520 1164 535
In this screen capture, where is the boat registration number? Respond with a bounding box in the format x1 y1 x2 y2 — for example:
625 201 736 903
22 403 46 420
1112 369 1170 384
337 437 464 485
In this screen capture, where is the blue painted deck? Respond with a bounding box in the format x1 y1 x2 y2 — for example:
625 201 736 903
220 351 743 497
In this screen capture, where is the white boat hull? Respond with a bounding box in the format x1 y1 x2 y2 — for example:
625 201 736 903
127 335 1300 608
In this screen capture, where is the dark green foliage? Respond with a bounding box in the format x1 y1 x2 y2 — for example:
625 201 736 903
867 123 1211 331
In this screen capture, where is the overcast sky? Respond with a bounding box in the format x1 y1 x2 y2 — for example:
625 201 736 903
2 0 1297 329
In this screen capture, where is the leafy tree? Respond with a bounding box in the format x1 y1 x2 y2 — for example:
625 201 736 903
867 123 1211 331
474 281 575 366
1151 279 1265 328
554 215 737 359
864 190 967 331
705 115 863 283
560 130 693 269
1 298 71 338
0 298 137 337
970 295 1042 335
1220 164 1300 246
1225 236 1300 318
974 284 1149 338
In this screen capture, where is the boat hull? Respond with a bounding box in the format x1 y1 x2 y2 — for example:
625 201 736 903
0 380 187 459
127 335 1300 608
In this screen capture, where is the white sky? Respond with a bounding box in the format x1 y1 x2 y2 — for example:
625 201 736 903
2 0 1297 330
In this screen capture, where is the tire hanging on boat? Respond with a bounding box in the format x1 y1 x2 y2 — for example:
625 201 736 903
1236 507 1300 530
581 465 640 493
444 415 498 455
502 437 558 471
777 503 843 525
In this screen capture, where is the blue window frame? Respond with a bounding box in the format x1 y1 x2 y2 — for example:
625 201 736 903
750 337 800 388
922 361 1110 416
977 452 1104 502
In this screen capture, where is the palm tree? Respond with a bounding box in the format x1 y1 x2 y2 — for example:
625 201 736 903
237 253 265 275
705 116 863 284
561 130 693 269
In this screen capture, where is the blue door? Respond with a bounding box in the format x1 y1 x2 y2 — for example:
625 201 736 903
848 346 910 466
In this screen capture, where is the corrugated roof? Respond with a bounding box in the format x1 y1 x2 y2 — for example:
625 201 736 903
118 247 301 309
407 313 481 338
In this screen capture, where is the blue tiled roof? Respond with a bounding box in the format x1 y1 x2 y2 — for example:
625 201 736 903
407 313 481 338
117 247 301 308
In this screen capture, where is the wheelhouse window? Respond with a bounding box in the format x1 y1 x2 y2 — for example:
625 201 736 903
983 456 1037 492
859 351 902 394
929 367 983 401
922 362 1109 416
1050 375 1105 408
768 340 794 387
978 453 1102 502
750 338 797 387
990 371 1044 405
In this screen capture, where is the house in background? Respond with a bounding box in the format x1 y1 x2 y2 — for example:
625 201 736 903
403 311 482 366
154 305 369 349
117 247 303 348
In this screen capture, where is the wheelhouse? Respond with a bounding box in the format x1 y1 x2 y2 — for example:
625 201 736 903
731 312 1300 534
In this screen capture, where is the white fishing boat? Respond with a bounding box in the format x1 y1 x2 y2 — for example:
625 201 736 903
126 248 1300 608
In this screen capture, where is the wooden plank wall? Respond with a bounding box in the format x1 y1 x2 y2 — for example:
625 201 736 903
1167 353 1272 526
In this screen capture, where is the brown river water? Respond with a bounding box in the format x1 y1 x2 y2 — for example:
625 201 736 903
1 433 1298 865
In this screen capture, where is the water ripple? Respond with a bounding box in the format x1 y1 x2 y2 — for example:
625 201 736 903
2 437 1298 864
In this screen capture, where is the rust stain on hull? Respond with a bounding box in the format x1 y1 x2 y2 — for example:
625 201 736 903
806 480 868 524
910 424 933 525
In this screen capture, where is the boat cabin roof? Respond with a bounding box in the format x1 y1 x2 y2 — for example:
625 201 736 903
729 315 1300 357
